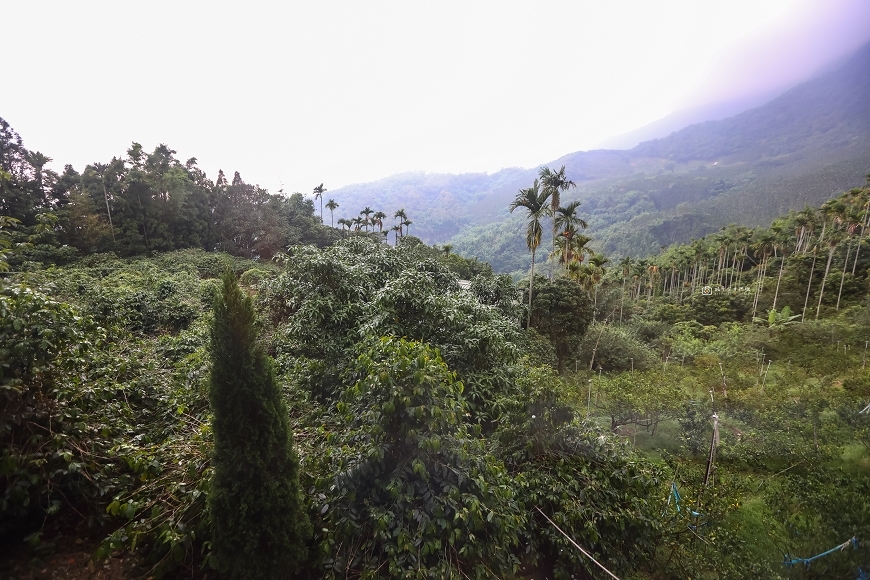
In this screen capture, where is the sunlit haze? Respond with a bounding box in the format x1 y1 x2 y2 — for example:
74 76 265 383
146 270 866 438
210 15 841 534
5 0 870 193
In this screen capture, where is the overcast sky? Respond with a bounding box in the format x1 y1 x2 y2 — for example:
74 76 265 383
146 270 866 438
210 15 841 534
4 0 870 193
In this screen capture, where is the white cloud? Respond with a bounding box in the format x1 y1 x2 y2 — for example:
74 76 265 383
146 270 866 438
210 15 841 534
4 0 868 193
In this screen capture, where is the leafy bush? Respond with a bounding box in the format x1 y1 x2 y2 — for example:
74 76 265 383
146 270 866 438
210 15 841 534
0 285 103 533
684 291 752 326
238 266 275 286
308 337 523 579
766 467 870 578
578 323 659 372
492 365 663 579
527 276 594 372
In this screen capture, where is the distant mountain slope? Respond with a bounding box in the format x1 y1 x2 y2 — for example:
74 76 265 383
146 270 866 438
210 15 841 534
632 43 870 162
329 42 870 272
328 168 529 240
594 91 782 151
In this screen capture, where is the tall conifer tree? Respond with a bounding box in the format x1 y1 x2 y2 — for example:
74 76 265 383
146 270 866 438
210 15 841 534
208 270 310 579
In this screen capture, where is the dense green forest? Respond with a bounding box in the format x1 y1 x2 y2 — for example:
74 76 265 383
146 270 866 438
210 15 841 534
3 107 870 580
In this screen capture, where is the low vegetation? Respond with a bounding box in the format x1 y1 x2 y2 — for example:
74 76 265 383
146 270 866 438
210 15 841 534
2 116 869 579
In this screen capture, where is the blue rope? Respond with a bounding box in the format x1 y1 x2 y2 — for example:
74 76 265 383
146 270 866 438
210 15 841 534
669 483 703 517
783 536 858 568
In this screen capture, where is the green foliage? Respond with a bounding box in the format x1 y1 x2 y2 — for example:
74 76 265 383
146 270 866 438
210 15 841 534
679 400 712 457
655 462 778 578
260 238 522 418
578 323 659 372
766 467 870 578
664 321 762 363
686 291 752 326
0 215 20 271
491 365 663 578
238 266 276 287
598 372 684 434
1 117 338 263
1 263 216 576
208 270 311 579
0 285 102 531
753 305 801 327
310 337 523 579
468 272 522 319
527 276 594 372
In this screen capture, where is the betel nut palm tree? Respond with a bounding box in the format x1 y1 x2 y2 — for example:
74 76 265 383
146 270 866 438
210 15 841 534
510 179 551 328
313 183 326 223
373 211 387 232
553 200 588 273
394 208 407 235
326 199 339 228
360 207 374 232
539 165 577 274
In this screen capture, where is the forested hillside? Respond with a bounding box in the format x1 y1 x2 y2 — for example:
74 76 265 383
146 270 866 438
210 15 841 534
0 118 337 264
330 42 870 274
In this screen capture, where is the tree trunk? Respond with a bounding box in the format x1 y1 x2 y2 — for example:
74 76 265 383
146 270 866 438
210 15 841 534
815 243 836 319
802 249 817 322
772 253 785 310
620 276 626 322
752 257 765 317
527 247 536 328
836 239 852 310
853 214 869 275
101 179 115 242
136 191 150 254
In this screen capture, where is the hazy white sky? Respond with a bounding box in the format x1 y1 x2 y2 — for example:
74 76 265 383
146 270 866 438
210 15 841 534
4 0 870 193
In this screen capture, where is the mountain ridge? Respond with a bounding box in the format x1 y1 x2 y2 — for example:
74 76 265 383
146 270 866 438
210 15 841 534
329 42 870 272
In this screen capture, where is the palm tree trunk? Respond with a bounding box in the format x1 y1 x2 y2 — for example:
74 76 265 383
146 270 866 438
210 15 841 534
527 247 536 328
772 253 785 311
836 239 852 310
756 257 766 314
802 249 817 322
752 259 763 317
815 243 836 319
853 215 869 275
620 276 626 322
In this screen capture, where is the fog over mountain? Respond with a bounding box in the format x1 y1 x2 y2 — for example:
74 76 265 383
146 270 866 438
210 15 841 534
5 1 870 194
594 91 785 151
330 40 870 272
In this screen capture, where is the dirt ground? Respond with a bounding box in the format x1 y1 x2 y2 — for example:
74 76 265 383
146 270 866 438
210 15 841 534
0 511 138 580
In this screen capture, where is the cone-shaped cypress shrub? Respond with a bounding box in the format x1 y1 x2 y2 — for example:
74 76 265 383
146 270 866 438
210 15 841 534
208 270 311 579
